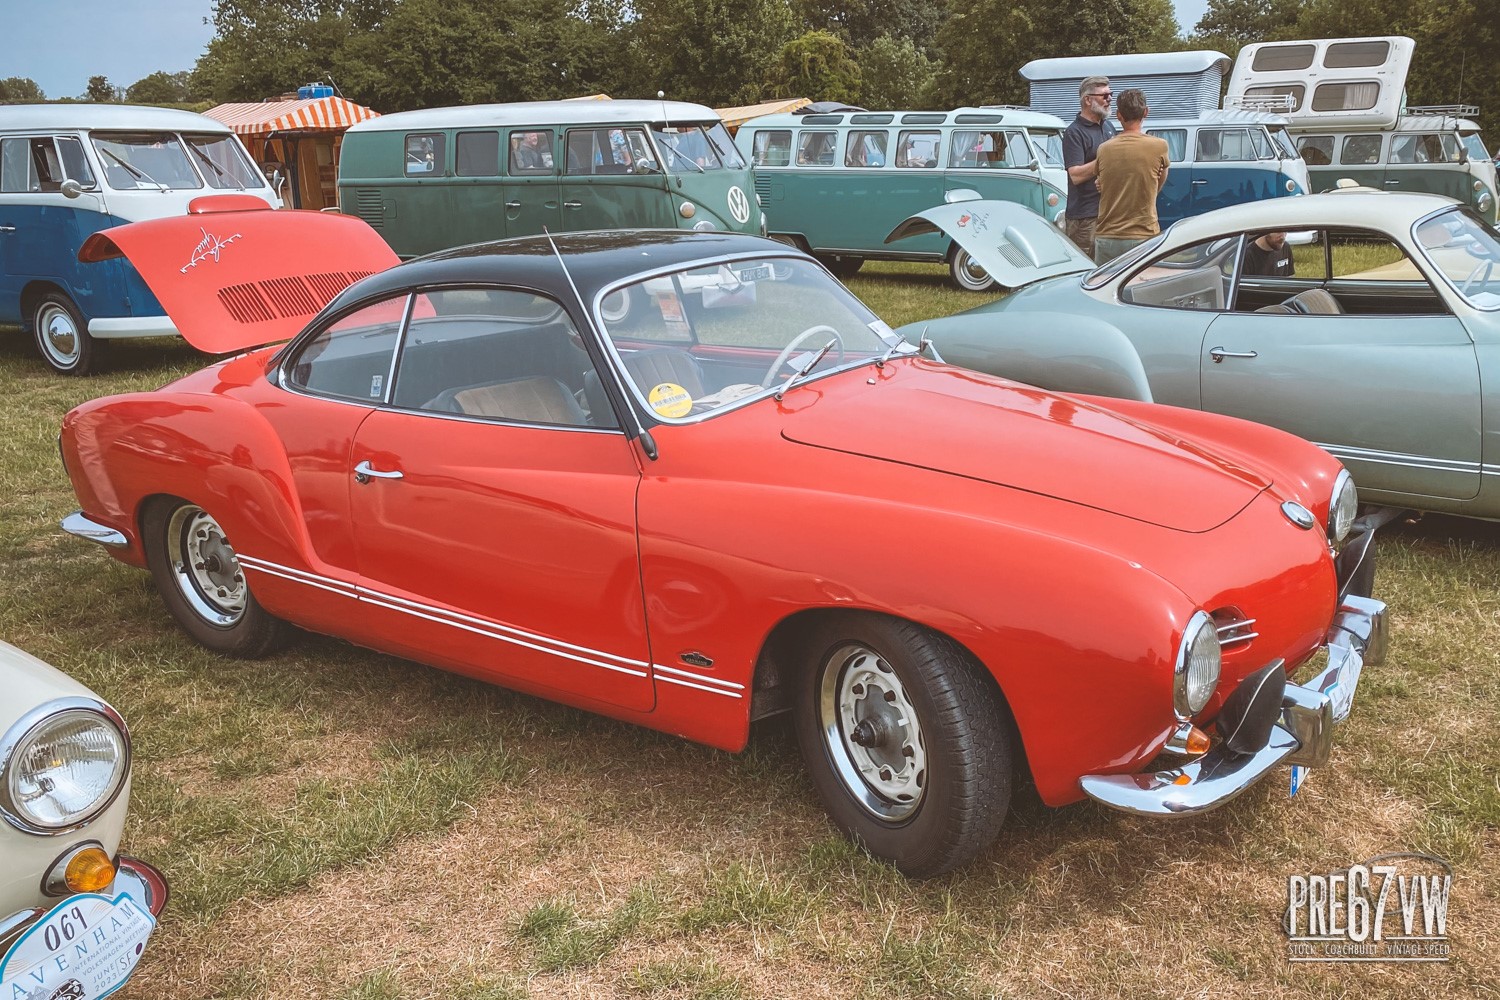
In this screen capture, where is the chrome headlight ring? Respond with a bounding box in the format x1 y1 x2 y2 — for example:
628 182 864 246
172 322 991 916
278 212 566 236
1328 469 1358 549
1174 611 1222 719
0 696 131 835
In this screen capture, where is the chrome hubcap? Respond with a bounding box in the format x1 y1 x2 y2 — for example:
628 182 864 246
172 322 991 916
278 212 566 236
167 506 246 626
956 252 990 289
818 643 927 820
37 304 80 364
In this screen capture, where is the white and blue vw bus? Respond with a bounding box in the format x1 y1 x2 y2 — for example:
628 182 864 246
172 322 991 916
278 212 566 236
0 105 280 373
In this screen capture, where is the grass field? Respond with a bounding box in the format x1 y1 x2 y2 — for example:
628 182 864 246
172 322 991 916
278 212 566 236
2 261 1497 999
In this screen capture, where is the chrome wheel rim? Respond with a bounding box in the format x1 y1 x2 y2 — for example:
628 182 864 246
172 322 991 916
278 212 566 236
818 643 927 820
166 506 247 626
953 251 993 291
36 303 81 367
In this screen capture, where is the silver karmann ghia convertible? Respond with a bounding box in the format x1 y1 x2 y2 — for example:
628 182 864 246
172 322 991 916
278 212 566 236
891 191 1500 520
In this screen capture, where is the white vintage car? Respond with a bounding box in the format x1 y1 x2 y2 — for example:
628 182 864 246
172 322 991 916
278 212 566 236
0 641 165 999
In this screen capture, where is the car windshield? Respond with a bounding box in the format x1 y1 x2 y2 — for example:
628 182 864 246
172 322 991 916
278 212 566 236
93 132 202 189
1269 126 1300 160
1413 207 1500 310
1462 132 1490 162
182 134 263 189
650 123 746 172
597 255 907 421
1030 129 1064 167
1083 232 1166 290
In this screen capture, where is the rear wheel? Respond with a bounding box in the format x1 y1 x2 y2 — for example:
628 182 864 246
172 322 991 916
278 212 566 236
949 248 996 292
32 292 97 375
792 613 1013 878
144 499 287 657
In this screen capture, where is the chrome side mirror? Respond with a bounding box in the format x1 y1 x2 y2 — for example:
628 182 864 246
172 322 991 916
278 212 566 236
61 179 84 199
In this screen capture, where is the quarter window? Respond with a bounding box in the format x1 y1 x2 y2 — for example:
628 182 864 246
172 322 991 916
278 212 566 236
391 288 614 428
404 133 444 176
1120 236 1242 311
285 296 407 402
56 136 96 188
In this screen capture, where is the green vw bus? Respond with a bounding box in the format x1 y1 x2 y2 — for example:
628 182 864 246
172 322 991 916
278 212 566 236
735 108 1068 290
338 100 762 258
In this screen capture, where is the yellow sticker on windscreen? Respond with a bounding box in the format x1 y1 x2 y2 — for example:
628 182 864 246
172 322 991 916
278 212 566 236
648 382 693 418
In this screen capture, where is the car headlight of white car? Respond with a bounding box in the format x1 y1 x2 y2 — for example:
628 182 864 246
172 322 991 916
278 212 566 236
1 698 129 834
1328 469 1358 548
1174 611 1222 718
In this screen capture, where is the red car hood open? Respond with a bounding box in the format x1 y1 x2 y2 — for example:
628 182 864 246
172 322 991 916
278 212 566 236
782 367 1269 532
78 200 398 354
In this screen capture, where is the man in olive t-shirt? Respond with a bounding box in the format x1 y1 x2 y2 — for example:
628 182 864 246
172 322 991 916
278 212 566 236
1094 89 1169 265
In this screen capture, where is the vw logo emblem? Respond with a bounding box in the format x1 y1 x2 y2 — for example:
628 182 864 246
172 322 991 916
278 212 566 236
727 186 751 225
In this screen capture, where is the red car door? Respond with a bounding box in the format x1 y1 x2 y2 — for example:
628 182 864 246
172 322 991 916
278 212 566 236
345 288 655 712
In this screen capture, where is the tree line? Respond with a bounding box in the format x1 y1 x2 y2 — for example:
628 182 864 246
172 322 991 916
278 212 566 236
4 0 1496 138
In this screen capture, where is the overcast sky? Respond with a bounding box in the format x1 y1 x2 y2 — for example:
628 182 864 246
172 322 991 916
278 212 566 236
3 0 1212 101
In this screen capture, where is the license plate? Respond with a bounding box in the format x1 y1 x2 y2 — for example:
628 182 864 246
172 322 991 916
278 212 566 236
1289 764 1307 797
735 264 771 282
0 892 155 1000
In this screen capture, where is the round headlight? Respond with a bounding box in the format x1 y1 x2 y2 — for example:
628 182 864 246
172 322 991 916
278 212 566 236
1285 178 1297 193
1328 469 1358 547
1474 179 1484 192
1478 192 1493 214
1046 192 1059 207
1174 611 1221 718
692 219 715 231
679 201 696 219
2 702 128 833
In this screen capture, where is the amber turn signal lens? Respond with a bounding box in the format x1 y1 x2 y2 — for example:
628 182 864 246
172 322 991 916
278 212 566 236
1185 726 1212 756
65 847 116 893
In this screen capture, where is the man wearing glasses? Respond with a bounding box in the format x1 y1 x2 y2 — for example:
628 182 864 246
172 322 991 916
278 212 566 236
1062 75 1116 261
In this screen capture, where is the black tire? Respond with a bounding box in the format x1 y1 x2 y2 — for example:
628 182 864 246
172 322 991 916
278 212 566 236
144 498 288 658
32 292 97 375
792 613 1013 878
816 254 864 279
949 247 996 292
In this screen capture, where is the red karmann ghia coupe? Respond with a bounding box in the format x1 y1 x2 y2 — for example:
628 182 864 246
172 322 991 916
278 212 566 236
59 199 1387 877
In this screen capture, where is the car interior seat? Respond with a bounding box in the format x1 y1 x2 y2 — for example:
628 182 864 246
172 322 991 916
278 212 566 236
426 375 588 425
1285 288 1345 315
582 347 708 422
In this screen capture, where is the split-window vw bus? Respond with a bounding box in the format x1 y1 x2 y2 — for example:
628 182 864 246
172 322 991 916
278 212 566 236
735 108 1068 291
1144 110 1309 225
0 104 279 374
337 100 763 259
1226 36 1497 221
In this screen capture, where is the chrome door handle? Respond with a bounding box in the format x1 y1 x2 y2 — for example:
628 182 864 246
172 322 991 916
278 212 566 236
504 201 521 209
1209 347 1259 363
1191 179 1209 185
0 225 15 233
563 200 583 209
1384 179 1401 186
353 460 404 484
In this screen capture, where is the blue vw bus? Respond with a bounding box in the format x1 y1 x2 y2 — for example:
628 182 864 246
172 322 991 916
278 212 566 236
0 105 280 373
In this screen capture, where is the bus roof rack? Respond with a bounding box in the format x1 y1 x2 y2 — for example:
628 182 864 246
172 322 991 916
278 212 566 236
1406 104 1480 118
1228 94 1298 112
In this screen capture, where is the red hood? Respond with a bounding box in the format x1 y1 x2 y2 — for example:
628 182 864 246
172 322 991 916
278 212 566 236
79 202 398 354
782 365 1269 532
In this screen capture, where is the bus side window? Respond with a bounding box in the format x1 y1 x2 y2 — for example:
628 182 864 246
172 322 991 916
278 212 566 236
405 133 444 176
56 136 96 188
456 131 499 176
1148 129 1188 162
1297 135 1334 166
1340 134 1383 165
0 137 32 193
796 131 835 166
895 130 940 168
752 130 792 167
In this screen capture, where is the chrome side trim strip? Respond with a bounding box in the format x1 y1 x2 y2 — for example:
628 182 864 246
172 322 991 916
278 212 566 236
656 673 743 698
237 555 360 599
1316 443 1481 476
655 664 745 691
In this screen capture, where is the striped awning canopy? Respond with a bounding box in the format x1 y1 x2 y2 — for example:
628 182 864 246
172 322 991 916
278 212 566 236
203 96 380 137
715 98 812 131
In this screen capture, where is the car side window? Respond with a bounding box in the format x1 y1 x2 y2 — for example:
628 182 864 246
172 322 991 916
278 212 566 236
390 287 618 429
0 137 34 193
1328 230 1426 283
1148 129 1188 162
751 130 792 167
0 137 65 192
405 133 444 176
845 130 887 168
565 127 649 175
455 131 499 176
1389 133 1457 164
1339 135 1383 165
796 130 835 166
285 296 407 402
56 136 96 188
1296 135 1334 166
1120 236 1242 311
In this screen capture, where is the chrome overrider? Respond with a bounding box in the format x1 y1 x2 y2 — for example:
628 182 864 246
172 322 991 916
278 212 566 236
1079 593 1386 817
60 511 129 548
0 855 167 954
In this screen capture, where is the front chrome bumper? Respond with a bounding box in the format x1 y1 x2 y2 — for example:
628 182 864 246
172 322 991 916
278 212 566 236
1079 594 1385 817
0 855 167 955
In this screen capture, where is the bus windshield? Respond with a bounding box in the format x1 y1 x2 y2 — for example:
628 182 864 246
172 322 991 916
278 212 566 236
651 122 746 172
1030 129 1064 167
93 132 202 189
183 133 264 190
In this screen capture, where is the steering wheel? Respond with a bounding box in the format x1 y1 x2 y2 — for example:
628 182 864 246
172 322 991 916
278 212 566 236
1461 260 1495 296
761 325 846 388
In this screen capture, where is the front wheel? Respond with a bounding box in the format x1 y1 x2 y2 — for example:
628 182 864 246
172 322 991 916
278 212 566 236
949 248 996 292
144 499 287 657
32 292 97 375
792 614 1014 878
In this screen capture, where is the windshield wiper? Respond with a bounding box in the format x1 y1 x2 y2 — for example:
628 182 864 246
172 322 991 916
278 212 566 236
775 339 838 400
186 141 242 189
656 138 705 173
102 149 168 191
875 337 920 368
